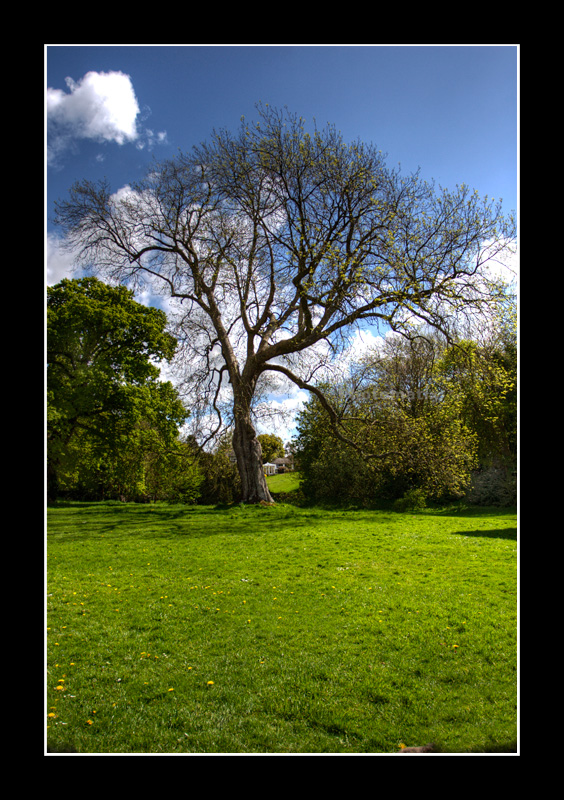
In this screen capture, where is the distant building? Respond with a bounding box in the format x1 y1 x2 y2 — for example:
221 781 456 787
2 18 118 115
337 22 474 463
273 457 294 473
227 451 294 474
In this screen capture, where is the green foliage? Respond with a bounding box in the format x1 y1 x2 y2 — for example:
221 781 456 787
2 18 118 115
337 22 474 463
47 277 192 502
434 302 517 505
257 434 285 463
54 105 516 504
296 364 478 507
298 404 477 507
437 336 516 470
393 487 427 512
295 317 517 508
196 447 242 505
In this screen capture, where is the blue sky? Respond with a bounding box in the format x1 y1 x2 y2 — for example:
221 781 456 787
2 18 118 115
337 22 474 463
46 45 518 237
46 44 518 440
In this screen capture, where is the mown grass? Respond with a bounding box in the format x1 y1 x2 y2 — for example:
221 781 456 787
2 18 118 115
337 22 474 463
46 501 517 754
266 471 302 495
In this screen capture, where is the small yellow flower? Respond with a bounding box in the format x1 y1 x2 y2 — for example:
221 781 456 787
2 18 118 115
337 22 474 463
207 681 214 686
47 712 56 718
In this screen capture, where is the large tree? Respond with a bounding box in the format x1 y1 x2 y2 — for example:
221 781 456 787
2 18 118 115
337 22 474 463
47 277 186 500
295 334 480 505
54 105 516 503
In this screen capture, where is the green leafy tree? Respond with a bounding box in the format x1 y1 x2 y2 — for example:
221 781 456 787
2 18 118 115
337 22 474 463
434 302 517 505
296 335 479 505
296 391 477 506
47 277 187 500
257 434 285 463
54 105 515 503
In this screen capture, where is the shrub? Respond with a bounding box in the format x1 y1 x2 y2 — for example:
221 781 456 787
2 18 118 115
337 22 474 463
393 487 427 512
197 450 241 505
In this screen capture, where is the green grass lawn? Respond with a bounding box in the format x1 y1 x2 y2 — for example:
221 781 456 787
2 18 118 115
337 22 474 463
266 471 302 496
46 501 517 754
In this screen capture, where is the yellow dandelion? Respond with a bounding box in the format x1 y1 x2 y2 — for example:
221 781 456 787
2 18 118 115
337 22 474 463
207 681 214 686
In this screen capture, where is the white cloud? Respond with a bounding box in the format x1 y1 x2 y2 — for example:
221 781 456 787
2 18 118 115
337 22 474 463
47 71 139 143
46 232 81 285
257 391 309 444
344 328 387 360
47 71 167 163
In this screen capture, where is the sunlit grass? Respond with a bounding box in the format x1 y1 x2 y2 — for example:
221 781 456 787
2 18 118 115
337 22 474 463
46 501 517 754
266 471 302 495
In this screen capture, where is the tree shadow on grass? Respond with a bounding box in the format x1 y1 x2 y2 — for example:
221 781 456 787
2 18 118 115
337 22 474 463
47 500 518 542
450 527 517 541
427 504 517 519
47 500 328 542
47 501 217 541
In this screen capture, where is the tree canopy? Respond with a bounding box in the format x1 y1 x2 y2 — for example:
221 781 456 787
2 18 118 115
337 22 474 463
54 105 516 503
257 433 285 463
47 277 190 500
295 301 517 508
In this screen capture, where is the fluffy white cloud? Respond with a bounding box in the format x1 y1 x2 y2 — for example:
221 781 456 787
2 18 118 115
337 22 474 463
47 71 167 164
47 71 139 145
46 232 80 285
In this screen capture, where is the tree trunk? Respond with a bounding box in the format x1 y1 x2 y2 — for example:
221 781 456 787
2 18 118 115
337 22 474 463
232 407 274 504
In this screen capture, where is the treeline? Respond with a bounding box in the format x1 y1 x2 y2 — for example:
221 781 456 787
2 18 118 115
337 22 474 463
294 308 516 509
47 277 516 508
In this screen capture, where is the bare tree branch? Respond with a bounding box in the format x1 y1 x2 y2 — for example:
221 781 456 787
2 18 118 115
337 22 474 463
54 104 516 502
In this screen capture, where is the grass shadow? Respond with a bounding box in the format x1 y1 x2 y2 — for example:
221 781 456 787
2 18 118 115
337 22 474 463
47 499 334 542
450 527 517 541
426 503 517 518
